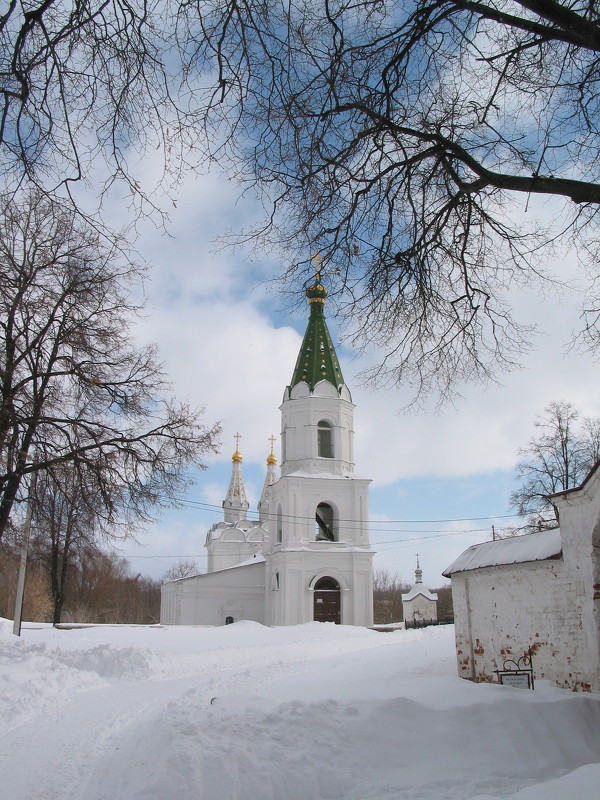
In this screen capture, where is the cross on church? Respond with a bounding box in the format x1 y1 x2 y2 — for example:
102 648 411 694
312 252 322 282
234 432 241 450
268 435 276 454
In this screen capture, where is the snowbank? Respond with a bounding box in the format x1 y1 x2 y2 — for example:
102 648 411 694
1 619 599 800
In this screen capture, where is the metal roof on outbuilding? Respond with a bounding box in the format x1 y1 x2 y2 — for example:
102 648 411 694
442 527 562 578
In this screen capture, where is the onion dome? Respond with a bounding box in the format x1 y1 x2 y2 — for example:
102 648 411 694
266 436 277 465
231 432 243 463
306 278 328 304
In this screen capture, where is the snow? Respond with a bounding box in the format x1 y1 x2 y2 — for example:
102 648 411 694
1 618 599 800
401 585 438 602
443 528 563 576
227 552 266 568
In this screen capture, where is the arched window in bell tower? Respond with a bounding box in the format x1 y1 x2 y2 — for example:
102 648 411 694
317 420 333 458
315 502 336 541
276 505 283 543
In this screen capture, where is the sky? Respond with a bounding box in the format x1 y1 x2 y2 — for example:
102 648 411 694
97 163 600 587
2 618 600 800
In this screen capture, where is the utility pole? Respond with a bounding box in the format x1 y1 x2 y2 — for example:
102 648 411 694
13 470 37 637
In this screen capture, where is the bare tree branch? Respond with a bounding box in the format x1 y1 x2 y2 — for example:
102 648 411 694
510 400 600 529
177 0 600 401
3 2 600 401
0 189 221 542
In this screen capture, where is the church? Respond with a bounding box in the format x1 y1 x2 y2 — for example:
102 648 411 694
160 274 374 627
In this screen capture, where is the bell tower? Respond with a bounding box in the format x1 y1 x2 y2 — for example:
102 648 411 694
265 270 374 626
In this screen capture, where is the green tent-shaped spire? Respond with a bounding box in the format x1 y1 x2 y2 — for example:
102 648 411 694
289 276 345 392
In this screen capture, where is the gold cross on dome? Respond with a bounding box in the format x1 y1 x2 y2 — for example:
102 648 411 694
234 432 241 449
268 435 276 454
312 252 322 282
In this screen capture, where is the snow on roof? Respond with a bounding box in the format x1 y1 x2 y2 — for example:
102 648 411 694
286 470 370 480
401 585 438 602
442 527 562 577
233 553 266 568
208 519 264 537
171 554 265 583
402 583 437 603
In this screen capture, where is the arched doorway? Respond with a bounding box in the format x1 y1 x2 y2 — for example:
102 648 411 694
313 576 341 624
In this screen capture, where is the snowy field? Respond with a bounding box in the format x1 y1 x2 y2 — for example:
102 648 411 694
1 619 599 800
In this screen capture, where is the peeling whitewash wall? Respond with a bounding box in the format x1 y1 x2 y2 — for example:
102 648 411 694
450 558 594 691
450 467 600 692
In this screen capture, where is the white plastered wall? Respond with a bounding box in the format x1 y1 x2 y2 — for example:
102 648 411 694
160 561 266 626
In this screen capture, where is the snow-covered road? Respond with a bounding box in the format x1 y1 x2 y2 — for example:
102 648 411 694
1 620 599 800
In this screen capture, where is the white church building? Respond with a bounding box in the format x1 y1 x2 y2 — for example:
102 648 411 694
160 276 374 627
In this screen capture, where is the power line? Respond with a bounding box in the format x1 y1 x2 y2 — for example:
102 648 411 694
122 525 497 563
121 494 520 565
174 495 520 528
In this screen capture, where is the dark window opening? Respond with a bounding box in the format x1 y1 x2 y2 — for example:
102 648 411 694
318 420 333 458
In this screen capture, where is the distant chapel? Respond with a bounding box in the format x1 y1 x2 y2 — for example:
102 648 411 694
401 556 438 625
160 275 374 626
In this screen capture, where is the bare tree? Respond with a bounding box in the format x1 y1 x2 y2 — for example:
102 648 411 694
373 568 409 624
178 0 600 402
162 558 199 582
0 189 220 544
0 535 52 620
1 531 162 623
432 585 454 623
63 546 137 623
510 400 600 529
29 461 104 624
0 1 203 218
4 2 600 401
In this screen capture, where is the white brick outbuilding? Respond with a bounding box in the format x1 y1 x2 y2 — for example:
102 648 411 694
443 463 600 692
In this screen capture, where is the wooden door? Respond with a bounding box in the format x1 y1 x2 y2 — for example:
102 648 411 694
313 577 341 623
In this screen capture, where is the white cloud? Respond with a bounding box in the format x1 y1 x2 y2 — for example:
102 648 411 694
135 294 301 463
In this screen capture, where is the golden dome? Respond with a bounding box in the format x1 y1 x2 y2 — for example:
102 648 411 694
232 448 242 463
